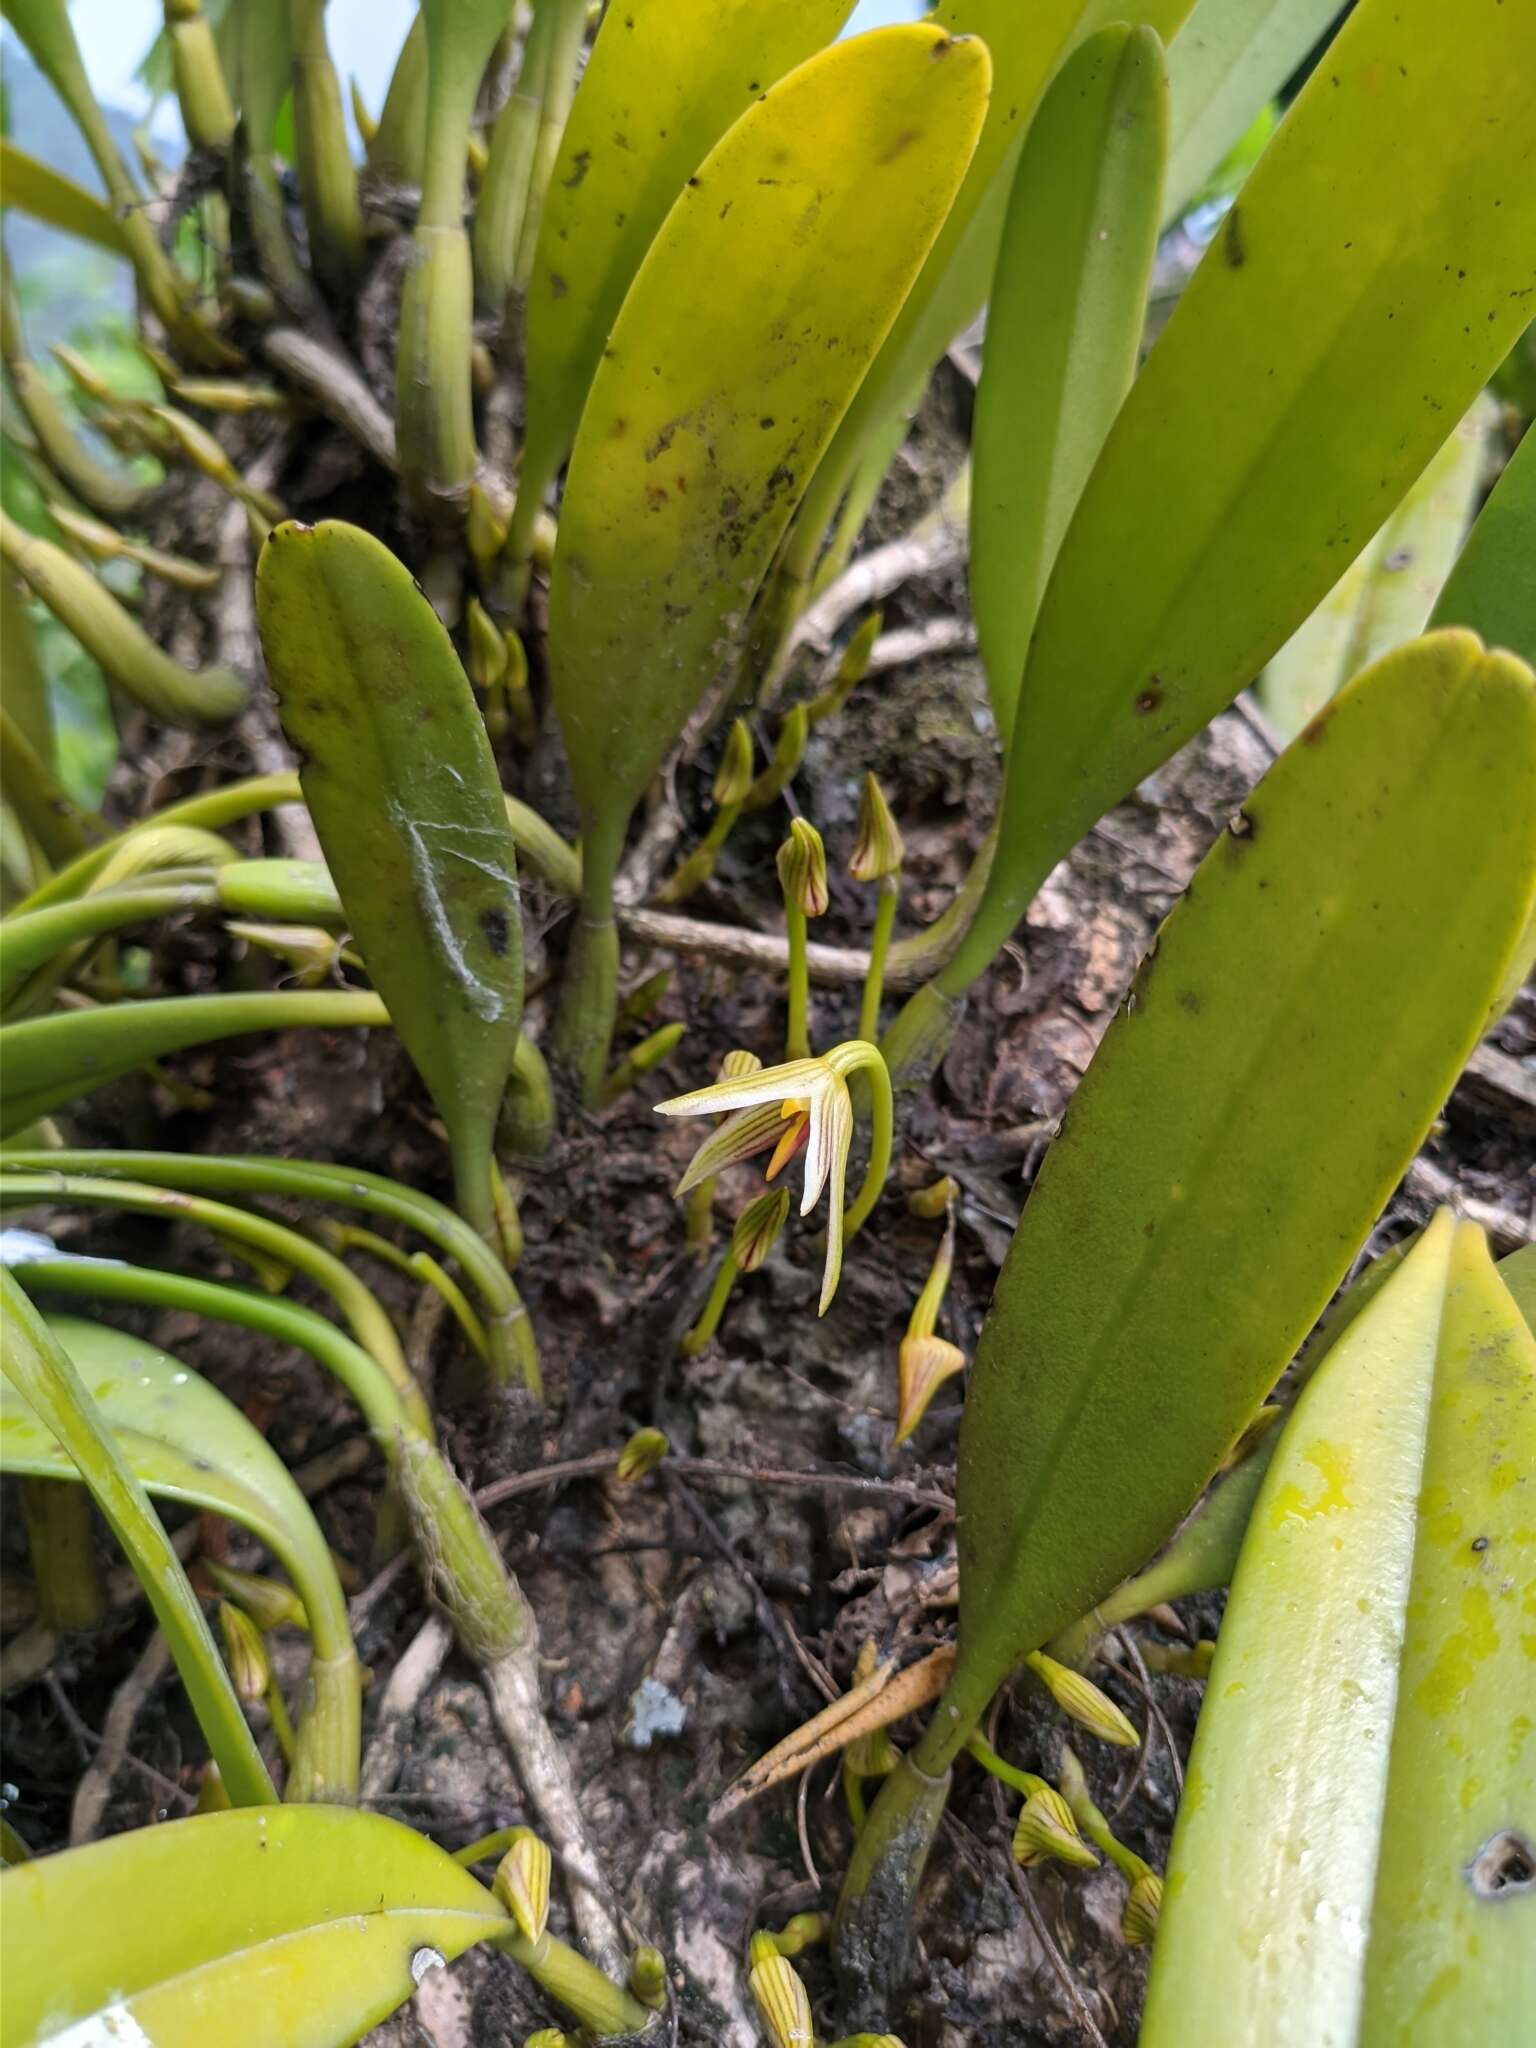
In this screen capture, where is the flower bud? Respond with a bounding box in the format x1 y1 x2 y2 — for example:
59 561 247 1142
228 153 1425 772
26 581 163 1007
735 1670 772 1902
1122 1869 1163 1946
224 920 339 987
748 1929 781 1971
494 1828 551 1944
523 2033 572 2048
1012 1786 1098 1871
849 774 903 882
466 595 508 689
777 818 829 917
906 1176 957 1219
615 1428 669 1485
718 1049 764 1085
466 481 511 562
731 1188 791 1272
203 1560 308 1633
895 1333 966 1444
807 609 882 727
218 1600 271 1704
629 1944 669 2009
713 719 755 806
749 1952 814 2048
1025 1650 1139 1748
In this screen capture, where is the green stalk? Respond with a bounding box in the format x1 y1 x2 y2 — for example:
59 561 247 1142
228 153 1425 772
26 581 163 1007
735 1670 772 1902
656 803 742 906
858 878 898 1046
1 880 218 1011
474 0 558 317
785 905 810 1061
0 708 101 870
397 1 513 508
0 1171 431 1434
1 1148 538 1396
0 1268 276 1805
843 1052 892 1247
552 817 623 1104
288 0 365 298
499 1926 653 2040
596 1020 684 1110
367 12 428 186
164 0 237 149
1 245 151 520
0 988 388 1137
19 1476 103 1631
322 1222 490 1364
500 1031 556 1159
681 1252 739 1357
237 0 317 317
510 0 587 296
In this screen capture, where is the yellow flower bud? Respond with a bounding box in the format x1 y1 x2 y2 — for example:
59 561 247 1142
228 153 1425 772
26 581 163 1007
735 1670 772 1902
466 595 509 690
614 1428 669 1485
467 481 511 562
218 1601 271 1704
203 1560 308 1632
1122 1869 1163 1945
713 718 756 806
494 1829 551 1943
1025 1650 1140 1748
1012 1786 1099 1871
731 1187 791 1273
906 1176 958 1219
629 1944 669 2009
777 817 829 917
895 1333 966 1444
748 1952 815 2048
849 773 904 882
718 1048 764 1084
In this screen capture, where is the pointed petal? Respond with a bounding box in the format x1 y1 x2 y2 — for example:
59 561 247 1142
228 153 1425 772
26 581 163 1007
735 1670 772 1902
765 1109 810 1182
895 1334 966 1442
672 1102 788 1196
654 1057 826 1120
817 1083 855 1315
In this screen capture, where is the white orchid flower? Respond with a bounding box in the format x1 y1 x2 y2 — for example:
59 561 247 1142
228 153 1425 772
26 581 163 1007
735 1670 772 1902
655 1041 892 1316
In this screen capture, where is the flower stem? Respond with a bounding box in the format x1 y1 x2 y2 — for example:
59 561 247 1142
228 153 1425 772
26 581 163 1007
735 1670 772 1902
844 1049 893 1244
681 1253 740 1356
785 905 810 1060
857 877 899 1048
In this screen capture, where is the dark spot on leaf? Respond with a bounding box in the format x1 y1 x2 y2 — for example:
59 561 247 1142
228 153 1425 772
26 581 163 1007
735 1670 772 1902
609 417 627 438
1223 206 1245 268
1301 701 1336 744
1471 1535 1489 1552
1467 1832 1535 1900
1177 988 1202 1013
880 128 921 163
686 176 700 188
1228 808 1255 840
562 150 591 190
549 272 568 299
479 907 510 956
645 421 678 461
645 482 670 509
760 417 775 430
1135 685 1162 714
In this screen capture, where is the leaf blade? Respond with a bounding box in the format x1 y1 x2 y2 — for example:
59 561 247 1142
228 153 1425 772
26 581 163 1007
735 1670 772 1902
950 632 1536 1718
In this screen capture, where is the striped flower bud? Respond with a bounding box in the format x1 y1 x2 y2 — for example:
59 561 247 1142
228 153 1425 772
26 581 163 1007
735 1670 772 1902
203 1560 308 1633
218 1601 270 1704
895 1333 966 1444
1012 1786 1099 1871
466 595 509 689
719 1049 764 1084
1122 1869 1163 1946
494 1829 551 1944
713 718 756 806
749 1952 815 2048
777 818 829 917
523 2033 572 2047
1025 1650 1140 1748
849 773 903 882
732 1187 791 1273
615 1428 669 1485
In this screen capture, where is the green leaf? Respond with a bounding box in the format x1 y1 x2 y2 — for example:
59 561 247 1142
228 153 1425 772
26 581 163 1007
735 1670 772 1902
548 22 990 879
1162 0 1341 223
971 24 1167 748
777 0 1197 607
510 0 854 573
0 1271 275 1806
0 1804 510 2048
934 0 1536 1005
1430 421 1536 669
0 138 128 255
1142 1214 1536 2044
1500 1243 1536 1335
367 12 427 185
0 1309 360 1801
937 631 1536 1750
257 521 522 1240
0 988 387 1136
1258 397 1493 744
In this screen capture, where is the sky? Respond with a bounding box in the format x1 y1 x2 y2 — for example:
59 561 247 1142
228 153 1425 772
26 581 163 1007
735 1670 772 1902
46 0 923 143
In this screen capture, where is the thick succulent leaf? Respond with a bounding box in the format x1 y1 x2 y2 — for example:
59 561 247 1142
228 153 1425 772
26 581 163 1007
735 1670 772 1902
949 632 1536 1723
1162 0 1341 222
1259 398 1492 744
0 988 387 1136
548 23 990 854
0 1805 510 2048
0 569 52 765
0 1313 348 1658
971 24 1167 748
516 0 853 543
945 0 1536 995
0 1273 275 1806
0 139 128 255
786 0 1196 581
1430 422 1536 668
257 521 521 1219
1499 1243 1536 1333
1142 1215 1536 2045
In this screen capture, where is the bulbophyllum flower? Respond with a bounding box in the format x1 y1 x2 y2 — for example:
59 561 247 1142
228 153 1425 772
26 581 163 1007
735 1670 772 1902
656 1041 890 1316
